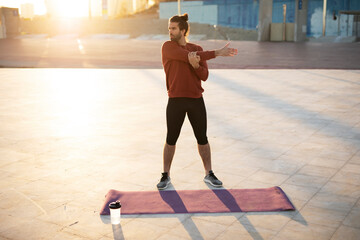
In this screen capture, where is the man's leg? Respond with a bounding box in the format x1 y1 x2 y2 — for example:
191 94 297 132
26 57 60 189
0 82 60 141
163 98 186 174
157 98 186 190
163 143 176 175
198 143 212 175
199 144 223 188
188 97 222 187
157 143 176 190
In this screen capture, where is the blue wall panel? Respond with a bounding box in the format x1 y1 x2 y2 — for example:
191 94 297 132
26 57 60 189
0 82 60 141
203 0 259 29
307 0 360 37
272 0 296 23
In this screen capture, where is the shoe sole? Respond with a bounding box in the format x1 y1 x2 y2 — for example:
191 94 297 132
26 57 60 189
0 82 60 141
157 180 171 190
204 179 222 187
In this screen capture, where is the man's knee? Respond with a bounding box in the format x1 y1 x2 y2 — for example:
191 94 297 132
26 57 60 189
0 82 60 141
197 137 208 145
166 138 177 146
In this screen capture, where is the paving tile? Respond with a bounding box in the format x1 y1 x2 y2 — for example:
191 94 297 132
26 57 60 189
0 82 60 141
156 233 189 240
293 205 348 228
307 192 358 212
0 214 34 236
280 183 319 202
318 148 357 161
159 217 228 240
223 172 260 188
235 155 275 169
349 151 360 165
215 219 277 240
191 212 243 227
331 225 360 240
288 198 307 212
0 161 52 181
239 212 293 232
0 174 30 192
61 211 116 239
354 198 360 210
247 148 285 161
172 180 212 191
0 219 63 240
273 220 337 240
343 208 360 229
0 148 33 167
52 230 91 240
309 157 346 169
97 237 114 240
297 165 338 178
236 179 282 189
37 199 116 229
288 142 325 158
276 151 317 165
11 180 86 212
261 159 304 175
135 214 190 229
320 181 360 199
341 163 360 174
331 170 360 186
284 174 328 189
217 163 260 179
106 221 162 239
247 170 290 186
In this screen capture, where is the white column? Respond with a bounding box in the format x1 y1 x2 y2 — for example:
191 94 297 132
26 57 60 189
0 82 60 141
322 0 327 36
258 0 273 41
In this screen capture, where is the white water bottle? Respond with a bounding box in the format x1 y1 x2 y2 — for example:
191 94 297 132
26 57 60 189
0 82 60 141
109 201 121 224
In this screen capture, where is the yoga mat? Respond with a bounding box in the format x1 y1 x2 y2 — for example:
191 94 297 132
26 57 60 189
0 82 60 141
100 187 295 215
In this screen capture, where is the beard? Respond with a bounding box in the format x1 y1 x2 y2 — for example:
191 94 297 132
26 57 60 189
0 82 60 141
170 32 182 42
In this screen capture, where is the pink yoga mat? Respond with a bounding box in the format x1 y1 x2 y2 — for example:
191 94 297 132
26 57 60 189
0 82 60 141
100 187 295 215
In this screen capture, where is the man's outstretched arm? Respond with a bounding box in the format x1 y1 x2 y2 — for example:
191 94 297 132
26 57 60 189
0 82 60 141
162 41 216 63
163 41 238 64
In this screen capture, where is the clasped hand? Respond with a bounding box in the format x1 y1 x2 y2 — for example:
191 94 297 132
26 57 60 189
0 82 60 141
188 52 200 69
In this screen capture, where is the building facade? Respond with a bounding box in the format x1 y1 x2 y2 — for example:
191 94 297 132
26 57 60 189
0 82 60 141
159 0 360 41
0 7 20 39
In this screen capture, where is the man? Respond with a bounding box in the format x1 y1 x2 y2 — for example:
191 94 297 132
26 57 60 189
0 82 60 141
157 13 238 190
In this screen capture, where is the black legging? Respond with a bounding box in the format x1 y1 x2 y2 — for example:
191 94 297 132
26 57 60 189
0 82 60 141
166 97 208 145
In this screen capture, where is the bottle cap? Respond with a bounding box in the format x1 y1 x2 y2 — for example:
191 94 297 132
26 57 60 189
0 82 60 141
109 200 121 209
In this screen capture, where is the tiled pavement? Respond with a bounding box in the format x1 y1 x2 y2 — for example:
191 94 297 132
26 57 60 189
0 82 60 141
0 68 359 240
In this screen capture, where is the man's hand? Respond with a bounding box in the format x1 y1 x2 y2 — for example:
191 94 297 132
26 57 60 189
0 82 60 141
188 52 200 69
215 43 238 57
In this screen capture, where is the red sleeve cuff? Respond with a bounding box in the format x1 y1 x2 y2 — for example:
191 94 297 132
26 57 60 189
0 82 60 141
197 51 216 61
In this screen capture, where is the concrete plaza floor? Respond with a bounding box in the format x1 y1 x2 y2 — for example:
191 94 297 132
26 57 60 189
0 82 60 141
0 68 359 240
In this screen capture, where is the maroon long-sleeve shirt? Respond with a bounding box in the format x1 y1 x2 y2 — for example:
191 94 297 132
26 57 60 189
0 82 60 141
161 41 216 98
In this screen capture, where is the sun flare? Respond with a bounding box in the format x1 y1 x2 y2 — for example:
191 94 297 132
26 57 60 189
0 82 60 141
48 0 89 18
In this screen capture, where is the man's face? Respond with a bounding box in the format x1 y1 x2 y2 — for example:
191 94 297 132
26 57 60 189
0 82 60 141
168 22 184 42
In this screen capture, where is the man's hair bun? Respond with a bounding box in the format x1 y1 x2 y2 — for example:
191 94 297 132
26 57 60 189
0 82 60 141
181 13 188 21
169 13 190 37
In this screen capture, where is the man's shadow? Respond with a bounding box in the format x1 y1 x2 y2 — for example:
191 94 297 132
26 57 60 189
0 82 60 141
204 183 307 240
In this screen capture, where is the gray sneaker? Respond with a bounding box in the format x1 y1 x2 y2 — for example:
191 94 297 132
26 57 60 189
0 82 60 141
157 172 171 190
204 170 223 187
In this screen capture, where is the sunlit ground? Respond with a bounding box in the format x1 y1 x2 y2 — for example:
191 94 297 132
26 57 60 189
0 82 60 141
0 68 359 239
27 69 163 139
45 71 103 137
